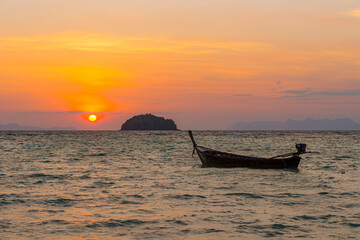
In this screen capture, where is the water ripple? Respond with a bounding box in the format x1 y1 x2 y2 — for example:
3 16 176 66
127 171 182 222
85 219 157 228
0 130 359 239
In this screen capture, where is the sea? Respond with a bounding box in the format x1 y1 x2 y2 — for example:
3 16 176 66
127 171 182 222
0 131 359 239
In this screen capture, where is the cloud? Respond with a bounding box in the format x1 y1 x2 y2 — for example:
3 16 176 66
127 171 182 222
282 88 311 97
152 111 183 115
233 94 252 97
0 31 272 55
21 111 123 114
282 88 360 98
287 66 315 72
283 89 311 95
20 111 87 114
295 101 360 105
313 89 360 96
347 9 360 17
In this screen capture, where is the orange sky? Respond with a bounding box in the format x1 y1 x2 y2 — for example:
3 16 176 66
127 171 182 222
1 1 359 129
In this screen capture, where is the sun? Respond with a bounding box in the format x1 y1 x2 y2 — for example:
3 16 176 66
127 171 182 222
88 114 97 122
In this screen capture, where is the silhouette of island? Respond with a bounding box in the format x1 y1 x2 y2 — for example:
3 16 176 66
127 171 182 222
121 114 178 130
229 118 360 130
0 123 77 131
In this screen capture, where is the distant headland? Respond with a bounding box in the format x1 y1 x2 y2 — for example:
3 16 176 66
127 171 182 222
121 114 178 130
229 118 360 130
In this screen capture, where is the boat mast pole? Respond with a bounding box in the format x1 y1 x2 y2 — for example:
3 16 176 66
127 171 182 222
188 131 197 147
188 131 198 158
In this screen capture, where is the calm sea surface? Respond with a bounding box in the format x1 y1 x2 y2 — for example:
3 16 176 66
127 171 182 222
0 131 359 239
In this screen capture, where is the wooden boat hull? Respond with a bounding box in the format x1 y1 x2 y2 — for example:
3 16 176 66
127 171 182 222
189 131 302 169
195 146 301 169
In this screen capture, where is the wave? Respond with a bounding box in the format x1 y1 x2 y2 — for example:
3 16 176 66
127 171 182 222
45 198 76 207
225 193 264 199
164 194 207 200
85 219 158 228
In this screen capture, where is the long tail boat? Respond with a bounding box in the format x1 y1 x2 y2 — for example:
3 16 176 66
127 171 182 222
189 131 306 169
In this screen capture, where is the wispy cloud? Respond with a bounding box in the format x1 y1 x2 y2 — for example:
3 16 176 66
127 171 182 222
347 9 360 17
233 94 252 97
283 89 311 95
21 111 123 115
0 31 272 55
282 88 311 98
20 111 87 114
295 101 360 105
282 88 360 98
152 111 183 115
313 89 360 96
287 66 315 72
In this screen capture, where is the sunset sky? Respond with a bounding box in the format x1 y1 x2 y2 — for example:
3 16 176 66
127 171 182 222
1 0 359 130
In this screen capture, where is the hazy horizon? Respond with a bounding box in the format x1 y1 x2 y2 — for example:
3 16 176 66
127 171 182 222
1 1 359 129
1 116 360 131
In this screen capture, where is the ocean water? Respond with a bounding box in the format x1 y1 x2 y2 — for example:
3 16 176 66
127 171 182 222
0 131 359 239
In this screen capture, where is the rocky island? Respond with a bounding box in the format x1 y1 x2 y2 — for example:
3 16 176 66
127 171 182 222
121 114 178 130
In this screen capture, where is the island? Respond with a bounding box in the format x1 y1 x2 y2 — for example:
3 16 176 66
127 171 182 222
120 114 178 130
